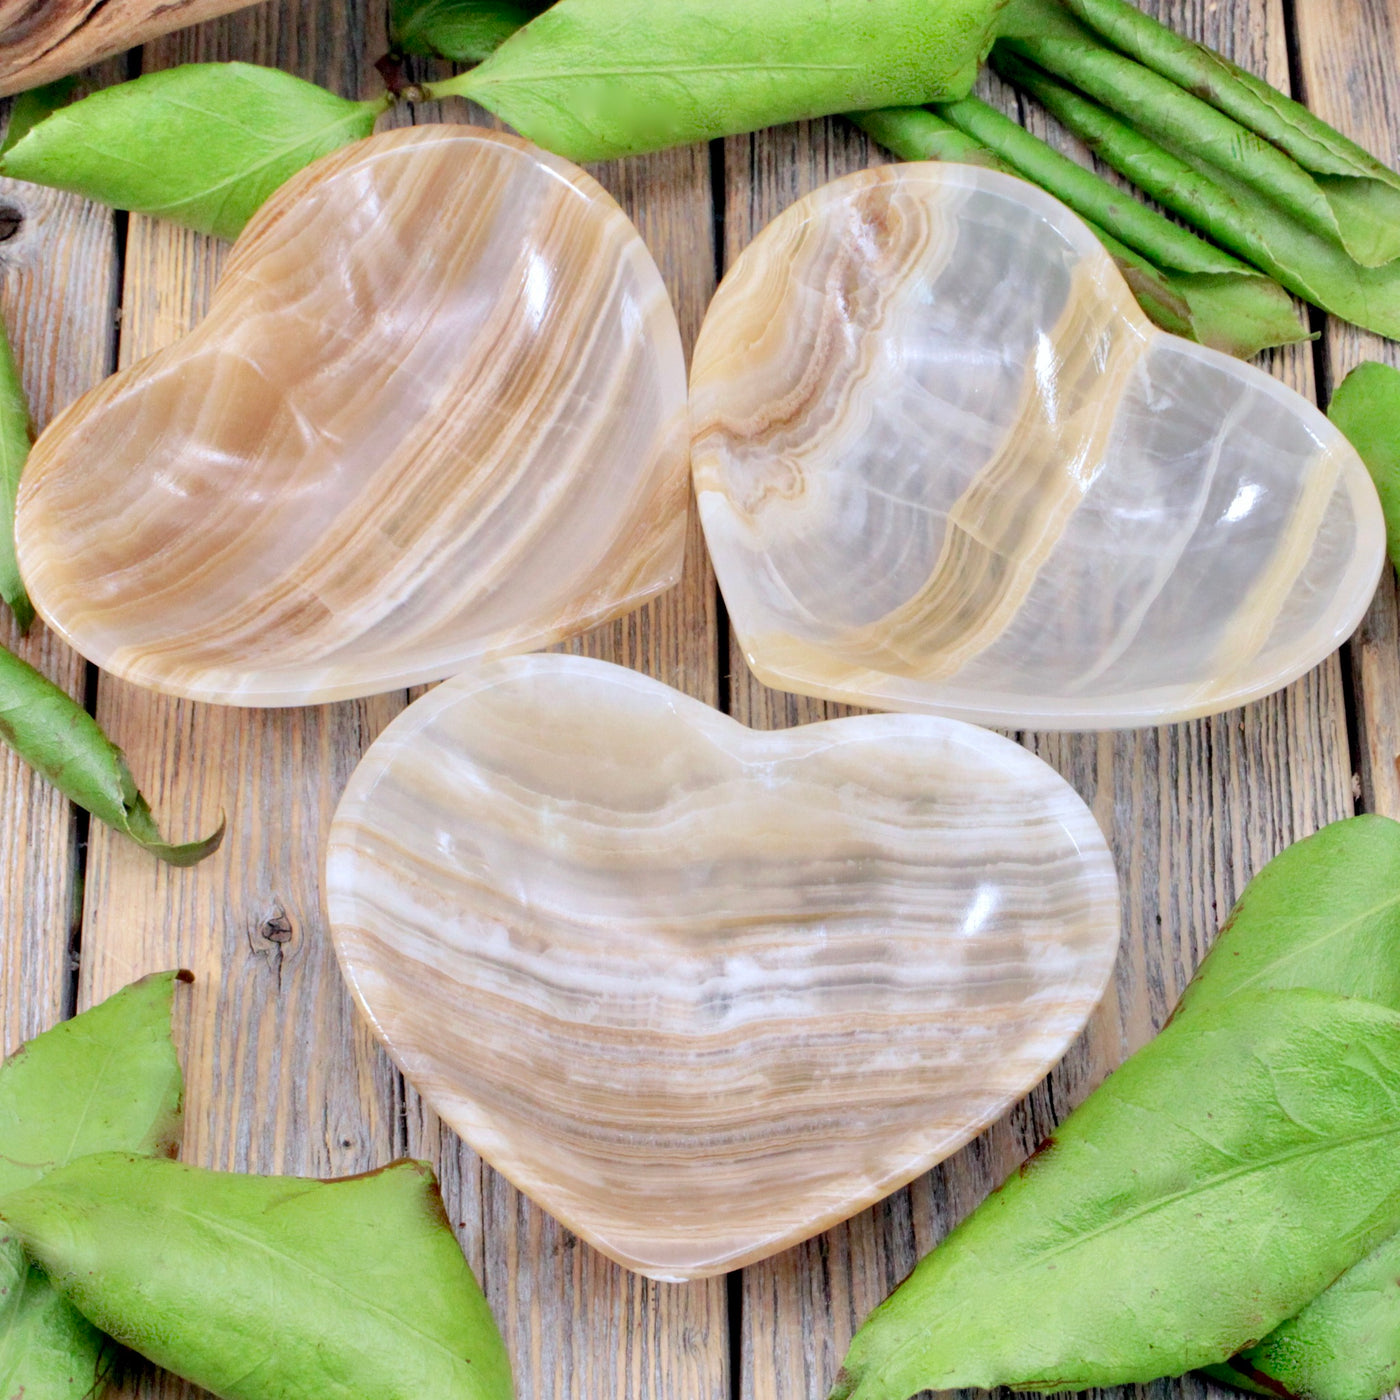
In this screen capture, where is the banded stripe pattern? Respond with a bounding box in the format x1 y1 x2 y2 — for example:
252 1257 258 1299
691 162 1384 730
325 654 1122 1281
17 126 691 705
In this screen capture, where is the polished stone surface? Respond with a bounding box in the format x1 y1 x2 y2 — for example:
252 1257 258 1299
691 162 1384 729
325 654 1122 1279
18 126 689 705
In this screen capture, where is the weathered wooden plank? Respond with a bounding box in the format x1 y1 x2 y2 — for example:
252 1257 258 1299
0 0 263 95
391 68 731 1395
72 9 400 1399
462 144 731 1392
1292 0 1400 821
726 2 1355 1393
0 65 122 1051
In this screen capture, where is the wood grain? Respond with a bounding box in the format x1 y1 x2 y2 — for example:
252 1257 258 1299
0 0 1383 1397
461 145 730 1396
0 103 121 1053
1292 0 1400 821
0 0 263 95
72 9 401 1400
391 65 730 1394
724 3 1355 1395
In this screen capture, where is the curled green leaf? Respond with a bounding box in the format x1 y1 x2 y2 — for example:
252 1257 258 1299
1059 0 1400 267
0 971 187 1400
1326 362 1400 577
436 0 1009 162
998 0 1393 268
1211 1233 1400 1400
833 989 1400 1400
1 1155 513 1400
994 45 1400 340
852 100 1308 358
391 0 549 63
0 312 33 631
0 647 223 864
0 63 388 240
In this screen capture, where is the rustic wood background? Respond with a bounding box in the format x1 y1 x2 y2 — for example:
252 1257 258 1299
0 1 1393 1397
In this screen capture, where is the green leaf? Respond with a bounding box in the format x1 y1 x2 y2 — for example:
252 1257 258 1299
0 313 33 631
852 101 1308 358
1 1155 514 1400
1177 814 1400 1019
1327 362 1400 578
0 78 77 159
995 43 1400 340
437 0 1009 162
0 1238 112 1400
0 646 223 864
0 972 186 1195
1058 0 1400 267
1183 815 1400 1400
832 990 1400 1399
0 63 386 241
1210 1231 1400 1400
998 0 1399 270
391 0 549 63
0 971 186 1400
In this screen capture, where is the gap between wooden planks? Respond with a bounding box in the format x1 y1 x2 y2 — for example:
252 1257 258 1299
0 0 1388 1398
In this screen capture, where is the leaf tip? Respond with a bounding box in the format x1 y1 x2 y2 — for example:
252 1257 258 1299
150 812 226 868
828 1368 858 1400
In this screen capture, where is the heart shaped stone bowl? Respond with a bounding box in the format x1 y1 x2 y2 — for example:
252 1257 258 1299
16 126 689 706
690 162 1385 730
324 654 1121 1280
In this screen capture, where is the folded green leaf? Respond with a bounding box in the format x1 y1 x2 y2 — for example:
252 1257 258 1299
391 0 549 63
0 63 387 240
1059 0 1400 267
0 647 223 864
1326 362 1400 576
0 313 33 631
1211 1231 1400 1400
0 971 186 1400
852 100 1307 358
833 989 1400 1400
435 0 1010 162
998 0 1395 268
995 47 1400 340
1 1155 514 1400
0 78 78 159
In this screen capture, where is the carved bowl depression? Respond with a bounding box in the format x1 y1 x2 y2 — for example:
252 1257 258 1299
324 654 1122 1280
16 126 689 706
691 162 1385 730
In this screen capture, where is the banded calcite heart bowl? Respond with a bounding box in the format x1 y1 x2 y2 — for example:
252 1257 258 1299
16 126 689 706
324 654 1121 1279
691 162 1385 730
